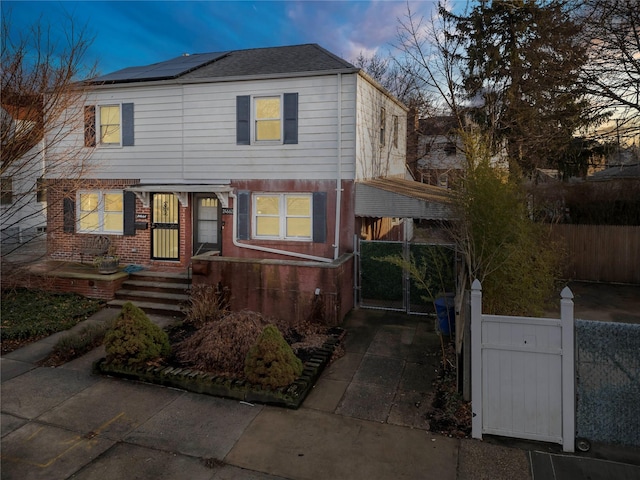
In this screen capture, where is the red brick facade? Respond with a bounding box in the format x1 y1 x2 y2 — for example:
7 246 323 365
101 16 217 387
47 179 191 271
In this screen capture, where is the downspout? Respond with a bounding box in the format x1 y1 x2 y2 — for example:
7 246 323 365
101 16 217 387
333 72 343 260
228 191 333 263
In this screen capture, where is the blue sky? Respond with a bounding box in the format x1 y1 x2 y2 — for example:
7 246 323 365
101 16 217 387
4 0 442 77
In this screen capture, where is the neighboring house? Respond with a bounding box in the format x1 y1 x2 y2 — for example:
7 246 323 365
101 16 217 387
45 44 435 324
414 116 465 188
0 98 47 246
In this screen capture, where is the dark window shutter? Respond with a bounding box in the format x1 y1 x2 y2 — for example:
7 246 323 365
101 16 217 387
237 190 250 240
63 196 76 233
236 96 250 145
312 191 326 243
283 93 298 144
84 105 96 147
122 103 134 146
123 191 136 235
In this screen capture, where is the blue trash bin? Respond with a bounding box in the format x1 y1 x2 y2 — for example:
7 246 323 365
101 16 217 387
434 296 455 335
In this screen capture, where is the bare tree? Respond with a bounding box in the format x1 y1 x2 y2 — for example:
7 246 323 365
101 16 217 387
394 2 466 120
1 11 96 275
354 50 435 117
578 0 640 146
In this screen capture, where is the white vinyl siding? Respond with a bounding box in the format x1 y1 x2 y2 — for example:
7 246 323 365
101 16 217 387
355 75 407 180
46 72 404 183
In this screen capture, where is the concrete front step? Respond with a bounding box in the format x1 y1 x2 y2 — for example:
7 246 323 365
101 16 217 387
114 289 189 305
120 280 190 295
128 270 190 285
106 299 184 317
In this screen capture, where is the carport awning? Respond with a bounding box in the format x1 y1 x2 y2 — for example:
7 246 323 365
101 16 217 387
355 177 454 220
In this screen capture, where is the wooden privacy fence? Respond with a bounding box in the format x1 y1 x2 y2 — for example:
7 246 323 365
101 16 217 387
549 224 640 284
471 280 576 452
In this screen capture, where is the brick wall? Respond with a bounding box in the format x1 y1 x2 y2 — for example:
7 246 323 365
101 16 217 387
47 179 191 271
192 253 354 326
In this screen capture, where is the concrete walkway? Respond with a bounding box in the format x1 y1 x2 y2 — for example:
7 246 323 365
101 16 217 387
2 307 638 479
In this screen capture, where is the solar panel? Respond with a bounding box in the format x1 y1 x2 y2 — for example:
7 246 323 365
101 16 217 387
92 52 228 83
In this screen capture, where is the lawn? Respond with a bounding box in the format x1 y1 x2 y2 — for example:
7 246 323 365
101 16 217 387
1 289 104 353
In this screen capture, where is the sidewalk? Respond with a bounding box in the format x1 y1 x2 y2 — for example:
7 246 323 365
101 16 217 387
1 307 636 479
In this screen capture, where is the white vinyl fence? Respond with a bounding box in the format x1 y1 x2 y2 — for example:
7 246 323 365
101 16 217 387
471 279 575 452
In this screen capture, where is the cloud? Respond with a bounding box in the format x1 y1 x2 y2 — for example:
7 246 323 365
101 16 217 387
285 0 436 62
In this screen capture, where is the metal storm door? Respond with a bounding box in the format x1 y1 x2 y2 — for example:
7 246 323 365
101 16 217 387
151 193 179 260
193 194 221 255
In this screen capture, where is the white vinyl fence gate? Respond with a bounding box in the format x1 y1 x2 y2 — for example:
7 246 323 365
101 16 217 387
471 279 576 452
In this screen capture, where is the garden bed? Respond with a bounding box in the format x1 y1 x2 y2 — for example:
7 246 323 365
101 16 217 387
93 328 344 409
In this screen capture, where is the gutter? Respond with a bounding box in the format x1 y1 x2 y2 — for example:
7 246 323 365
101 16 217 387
333 72 343 260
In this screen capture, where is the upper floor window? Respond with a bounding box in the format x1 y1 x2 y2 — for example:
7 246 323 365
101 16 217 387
1 177 12 205
255 97 281 142
237 94 298 145
77 190 123 234
253 193 312 240
392 115 399 148
380 107 386 146
84 103 134 147
36 177 46 202
444 141 457 155
99 105 121 145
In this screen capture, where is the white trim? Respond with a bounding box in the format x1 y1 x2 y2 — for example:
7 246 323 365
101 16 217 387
77 189 124 234
97 103 122 148
252 94 283 144
126 184 232 208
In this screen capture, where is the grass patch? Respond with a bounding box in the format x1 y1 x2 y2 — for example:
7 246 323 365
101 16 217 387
1 289 104 343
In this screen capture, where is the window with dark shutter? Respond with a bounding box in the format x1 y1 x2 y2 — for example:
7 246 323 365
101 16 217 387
36 177 46 202
312 192 327 243
236 96 250 145
122 103 134 146
283 93 298 144
63 196 76 233
84 105 96 147
123 191 136 235
237 190 250 240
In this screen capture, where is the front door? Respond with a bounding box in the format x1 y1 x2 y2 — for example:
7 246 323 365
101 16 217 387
151 193 179 260
193 194 221 255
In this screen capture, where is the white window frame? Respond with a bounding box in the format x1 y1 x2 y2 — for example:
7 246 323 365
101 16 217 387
252 193 312 241
97 104 122 147
77 190 124 234
253 95 283 144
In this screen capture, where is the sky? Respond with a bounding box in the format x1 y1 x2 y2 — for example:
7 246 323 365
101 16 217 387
4 0 443 77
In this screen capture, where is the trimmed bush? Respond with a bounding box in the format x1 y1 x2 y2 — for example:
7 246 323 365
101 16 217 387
104 302 170 366
244 325 303 388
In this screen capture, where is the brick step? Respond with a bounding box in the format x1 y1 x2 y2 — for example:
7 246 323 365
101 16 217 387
106 299 184 318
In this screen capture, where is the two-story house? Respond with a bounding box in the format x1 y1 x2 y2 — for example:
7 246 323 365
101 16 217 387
44 44 414 324
1 96 47 247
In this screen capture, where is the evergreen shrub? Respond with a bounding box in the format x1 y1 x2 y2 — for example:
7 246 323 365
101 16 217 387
104 302 170 366
244 325 303 388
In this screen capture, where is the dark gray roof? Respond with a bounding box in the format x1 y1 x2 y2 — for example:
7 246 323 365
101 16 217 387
91 44 357 84
588 163 640 181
